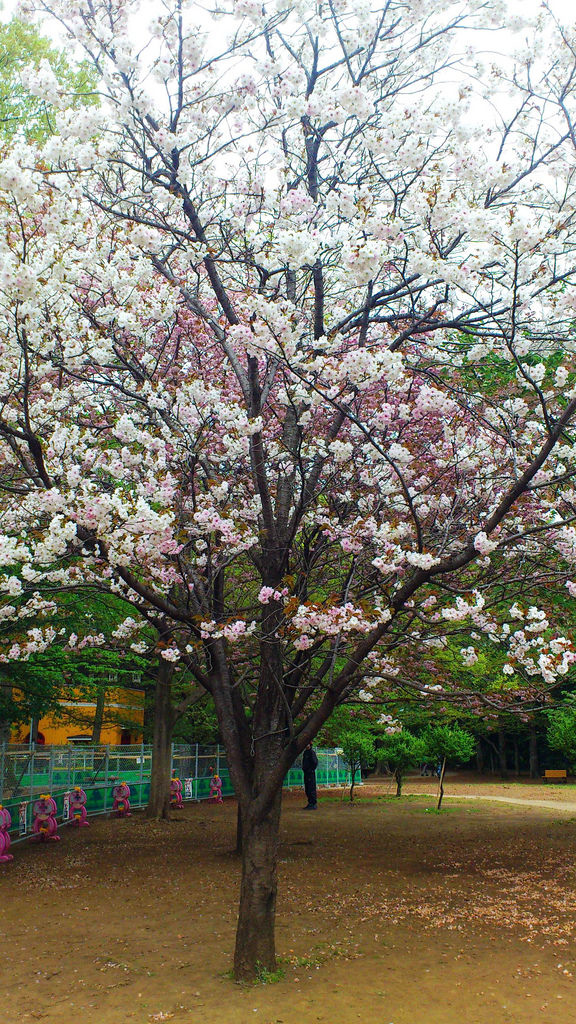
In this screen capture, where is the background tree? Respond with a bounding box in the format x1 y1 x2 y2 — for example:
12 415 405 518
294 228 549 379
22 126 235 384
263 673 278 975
325 711 377 802
547 694 576 770
144 653 205 819
421 724 476 810
376 729 426 798
0 18 96 142
0 589 146 740
169 693 219 745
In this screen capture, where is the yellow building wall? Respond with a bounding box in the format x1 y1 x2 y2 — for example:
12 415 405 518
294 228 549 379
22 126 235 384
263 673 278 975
13 686 145 745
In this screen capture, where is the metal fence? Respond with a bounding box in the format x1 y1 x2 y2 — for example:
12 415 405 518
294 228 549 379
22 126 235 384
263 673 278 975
0 742 351 842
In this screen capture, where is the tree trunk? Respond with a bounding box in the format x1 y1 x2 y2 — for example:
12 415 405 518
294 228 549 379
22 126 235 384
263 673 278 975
209 608 289 981
349 761 358 802
436 756 447 810
475 739 485 774
498 727 508 779
529 724 539 779
513 737 520 776
233 789 282 980
0 678 12 744
91 687 106 744
235 801 243 856
395 768 403 797
146 658 175 821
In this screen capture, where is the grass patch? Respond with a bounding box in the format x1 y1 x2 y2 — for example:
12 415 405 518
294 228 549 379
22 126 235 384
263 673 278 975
376 793 430 802
254 962 285 985
420 803 485 815
220 962 286 986
282 941 361 971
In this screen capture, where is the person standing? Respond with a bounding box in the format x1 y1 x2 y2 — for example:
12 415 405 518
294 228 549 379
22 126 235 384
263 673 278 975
302 742 318 810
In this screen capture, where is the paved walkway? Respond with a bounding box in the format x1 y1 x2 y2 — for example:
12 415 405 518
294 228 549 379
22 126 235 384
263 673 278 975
445 792 576 813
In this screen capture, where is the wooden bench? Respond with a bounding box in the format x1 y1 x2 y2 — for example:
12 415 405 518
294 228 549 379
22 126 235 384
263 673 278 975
543 769 567 783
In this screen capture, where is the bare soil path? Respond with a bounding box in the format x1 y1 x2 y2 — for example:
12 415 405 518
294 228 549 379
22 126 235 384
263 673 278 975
2 776 576 1024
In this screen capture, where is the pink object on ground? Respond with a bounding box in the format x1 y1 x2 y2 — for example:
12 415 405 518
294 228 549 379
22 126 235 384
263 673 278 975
112 782 131 817
31 796 60 841
0 806 13 862
170 777 183 809
209 775 223 804
70 787 89 826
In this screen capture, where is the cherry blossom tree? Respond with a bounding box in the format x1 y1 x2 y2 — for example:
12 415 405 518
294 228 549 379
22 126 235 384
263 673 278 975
3 0 576 978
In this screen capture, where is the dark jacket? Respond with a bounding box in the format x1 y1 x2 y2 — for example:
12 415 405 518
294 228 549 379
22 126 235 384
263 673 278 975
302 747 318 773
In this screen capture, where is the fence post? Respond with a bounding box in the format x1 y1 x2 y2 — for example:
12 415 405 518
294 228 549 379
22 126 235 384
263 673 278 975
29 742 35 802
194 743 199 801
139 741 145 807
216 744 220 778
0 741 5 802
104 745 109 814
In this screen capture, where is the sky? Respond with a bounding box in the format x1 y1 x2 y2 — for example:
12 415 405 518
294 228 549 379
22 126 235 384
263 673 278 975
0 0 573 26
0 0 573 111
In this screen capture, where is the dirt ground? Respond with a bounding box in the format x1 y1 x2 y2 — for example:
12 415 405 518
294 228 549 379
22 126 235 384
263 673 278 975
3 774 576 1024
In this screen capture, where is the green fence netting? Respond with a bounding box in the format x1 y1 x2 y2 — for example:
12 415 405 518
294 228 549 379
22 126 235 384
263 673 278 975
0 743 352 843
